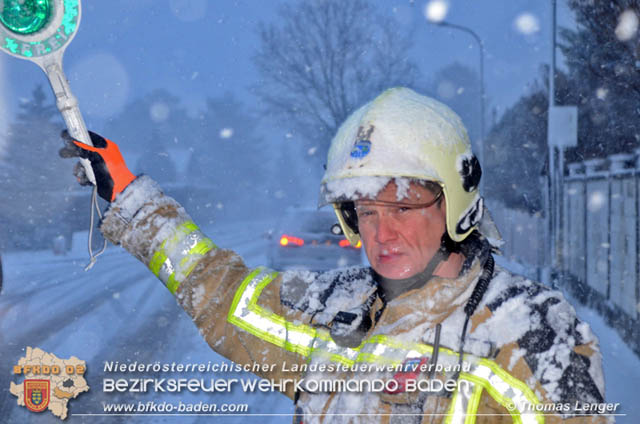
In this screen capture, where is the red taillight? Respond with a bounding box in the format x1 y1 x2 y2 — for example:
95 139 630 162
280 235 304 247
339 239 361 248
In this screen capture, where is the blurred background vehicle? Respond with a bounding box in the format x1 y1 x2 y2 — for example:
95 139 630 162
268 208 363 271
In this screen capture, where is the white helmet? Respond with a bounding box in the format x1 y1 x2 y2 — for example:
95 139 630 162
320 87 484 245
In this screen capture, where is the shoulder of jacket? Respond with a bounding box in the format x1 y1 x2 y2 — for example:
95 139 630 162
477 264 605 406
471 264 596 358
481 265 564 313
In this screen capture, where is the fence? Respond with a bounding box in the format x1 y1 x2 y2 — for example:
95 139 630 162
562 153 640 321
490 152 640 355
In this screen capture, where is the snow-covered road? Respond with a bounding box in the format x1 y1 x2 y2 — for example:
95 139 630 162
1 219 638 423
1 219 292 423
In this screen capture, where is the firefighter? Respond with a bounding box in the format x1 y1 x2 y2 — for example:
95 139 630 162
60 87 606 423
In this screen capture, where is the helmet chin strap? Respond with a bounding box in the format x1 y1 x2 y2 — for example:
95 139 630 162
374 233 456 301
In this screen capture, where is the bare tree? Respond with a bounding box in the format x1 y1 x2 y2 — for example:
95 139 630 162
253 0 418 156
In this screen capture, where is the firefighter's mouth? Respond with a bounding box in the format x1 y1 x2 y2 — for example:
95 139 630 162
377 248 404 263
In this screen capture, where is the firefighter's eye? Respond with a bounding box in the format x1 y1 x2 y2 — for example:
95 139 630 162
356 208 375 219
393 206 412 216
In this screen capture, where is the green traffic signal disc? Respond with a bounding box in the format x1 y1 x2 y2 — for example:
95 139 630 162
0 0 51 35
0 0 80 60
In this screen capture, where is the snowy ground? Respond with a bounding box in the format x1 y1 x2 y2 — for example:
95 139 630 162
0 218 292 423
1 218 638 423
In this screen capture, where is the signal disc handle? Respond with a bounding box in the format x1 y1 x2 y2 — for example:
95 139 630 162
0 0 95 184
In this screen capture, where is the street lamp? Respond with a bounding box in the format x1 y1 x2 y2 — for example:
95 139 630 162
425 2 486 188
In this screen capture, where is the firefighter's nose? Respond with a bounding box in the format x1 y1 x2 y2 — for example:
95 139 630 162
375 216 398 244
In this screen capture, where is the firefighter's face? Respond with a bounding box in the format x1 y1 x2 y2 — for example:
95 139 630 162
356 181 446 280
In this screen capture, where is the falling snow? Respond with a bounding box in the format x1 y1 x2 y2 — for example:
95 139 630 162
615 9 639 41
514 13 540 35
219 127 234 139
587 191 606 212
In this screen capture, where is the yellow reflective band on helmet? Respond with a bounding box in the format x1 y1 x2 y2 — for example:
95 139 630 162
149 220 216 294
228 267 542 424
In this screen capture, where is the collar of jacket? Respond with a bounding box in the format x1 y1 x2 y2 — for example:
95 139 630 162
374 248 449 302
379 258 485 329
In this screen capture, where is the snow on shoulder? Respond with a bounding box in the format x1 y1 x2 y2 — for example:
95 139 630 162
473 265 605 407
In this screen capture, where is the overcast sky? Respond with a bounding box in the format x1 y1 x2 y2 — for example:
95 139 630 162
0 0 574 135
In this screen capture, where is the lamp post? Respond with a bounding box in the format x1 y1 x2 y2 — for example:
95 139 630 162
547 0 557 281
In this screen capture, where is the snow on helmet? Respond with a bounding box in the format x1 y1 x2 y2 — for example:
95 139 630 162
320 87 483 245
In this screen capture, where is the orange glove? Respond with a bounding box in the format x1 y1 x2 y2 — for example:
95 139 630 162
59 130 136 202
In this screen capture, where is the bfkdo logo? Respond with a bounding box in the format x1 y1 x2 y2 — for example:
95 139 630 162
9 347 89 420
24 380 50 412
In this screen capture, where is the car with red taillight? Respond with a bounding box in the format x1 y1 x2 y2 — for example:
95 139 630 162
268 209 363 271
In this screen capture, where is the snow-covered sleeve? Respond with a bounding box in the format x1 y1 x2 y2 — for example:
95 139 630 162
479 269 608 422
99 175 308 399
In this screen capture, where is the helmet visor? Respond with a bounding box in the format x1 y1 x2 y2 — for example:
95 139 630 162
354 186 443 210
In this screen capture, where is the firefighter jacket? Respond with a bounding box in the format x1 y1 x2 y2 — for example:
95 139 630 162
100 176 608 423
